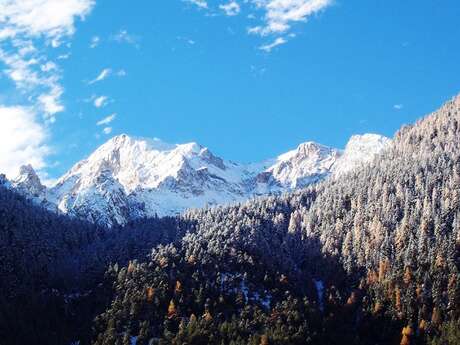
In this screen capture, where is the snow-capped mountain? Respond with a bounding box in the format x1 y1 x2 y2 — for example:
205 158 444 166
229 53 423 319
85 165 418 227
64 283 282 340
48 134 254 225
332 134 392 177
7 133 391 226
13 164 46 197
11 165 57 211
251 142 342 193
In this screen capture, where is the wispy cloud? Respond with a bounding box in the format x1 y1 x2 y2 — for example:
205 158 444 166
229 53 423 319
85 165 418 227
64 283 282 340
96 113 117 126
184 0 208 9
38 86 65 117
0 0 94 176
250 64 267 76
103 127 112 135
177 36 197 46
58 53 71 60
41 61 57 72
219 1 241 16
111 29 140 48
0 41 65 121
88 68 126 84
249 0 332 36
88 68 112 84
90 35 100 48
0 0 95 118
259 37 287 52
184 0 333 51
94 95 109 108
394 104 404 110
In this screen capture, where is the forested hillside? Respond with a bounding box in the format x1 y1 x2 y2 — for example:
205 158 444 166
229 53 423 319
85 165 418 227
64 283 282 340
0 185 183 345
1 95 460 345
90 96 460 345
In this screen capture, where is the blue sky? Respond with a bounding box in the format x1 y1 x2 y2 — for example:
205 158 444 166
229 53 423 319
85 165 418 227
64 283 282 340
0 0 459 182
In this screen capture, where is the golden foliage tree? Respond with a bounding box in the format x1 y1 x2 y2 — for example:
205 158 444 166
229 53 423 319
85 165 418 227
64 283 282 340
203 311 213 322
400 326 413 345
432 307 442 326
168 300 177 319
146 287 155 303
175 280 182 293
127 261 135 274
395 287 402 313
260 334 269 345
403 267 412 285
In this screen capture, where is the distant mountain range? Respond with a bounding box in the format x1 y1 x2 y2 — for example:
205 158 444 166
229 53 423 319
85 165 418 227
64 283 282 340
1 133 391 226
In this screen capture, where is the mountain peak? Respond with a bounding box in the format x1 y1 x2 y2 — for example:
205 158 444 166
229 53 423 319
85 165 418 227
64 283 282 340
257 141 341 190
15 164 41 184
101 134 177 153
346 133 390 148
18 164 38 177
12 164 45 197
332 133 392 177
296 141 334 156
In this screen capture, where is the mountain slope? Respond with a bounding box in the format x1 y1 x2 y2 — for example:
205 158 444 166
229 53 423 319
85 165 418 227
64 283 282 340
91 94 460 345
1 94 459 345
8 133 391 226
0 181 185 345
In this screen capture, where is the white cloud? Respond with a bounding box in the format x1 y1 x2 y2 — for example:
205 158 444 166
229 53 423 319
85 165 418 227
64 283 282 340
103 127 112 135
90 35 100 48
184 0 332 50
88 68 127 84
41 61 57 72
249 0 332 36
219 1 241 16
94 95 109 108
38 85 65 119
0 0 94 176
0 0 95 114
259 36 287 52
184 0 208 9
97 113 116 126
0 0 94 42
58 53 71 60
250 64 267 76
111 29 139 48
394 104 404 110
0 106 50 178
0 45 42 91
89 68 112 84
177 36 197 46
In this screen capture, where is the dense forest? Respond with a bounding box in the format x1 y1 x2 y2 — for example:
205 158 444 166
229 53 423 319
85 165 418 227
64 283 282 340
0 185 184 344
1 95 460 345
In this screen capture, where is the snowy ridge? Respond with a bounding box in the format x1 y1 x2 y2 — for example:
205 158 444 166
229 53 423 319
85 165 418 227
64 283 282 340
332 134 392 177
11 165 57 212
7 133 391 226
263 142 341 190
